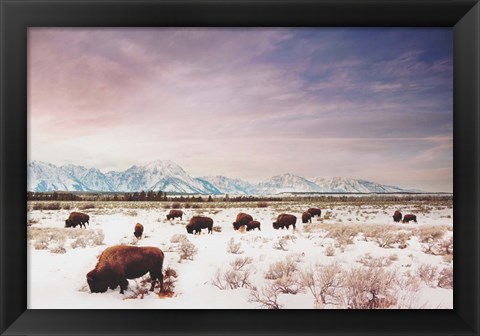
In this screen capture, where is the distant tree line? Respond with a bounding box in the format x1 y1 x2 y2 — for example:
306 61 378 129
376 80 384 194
27 191 451 203
27 191 167 202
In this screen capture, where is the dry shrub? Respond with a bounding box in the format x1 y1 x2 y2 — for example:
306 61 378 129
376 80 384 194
265 258 298 280
171 202 181 209
79 203 95 210
71 230 105 248
302 224 323 233
212 266 252 290
160 267 178 298
32 202 61 211
388 254 399 262
323 211 333 220
343 266 398 309
356 254 393 268
125 210 138 216
325 245 335 256
437 267 453 289
272 235 297 251
248 285 283 309
301 263 343 305
322 224 358 251
177 238 198 261
416 264 439 287
442 254 453 264
272 275 304 295
230 256 253 271
213 226 222 233
362 226 411 249
34 240 49 250
49 245 67 254
415 226 448 254
29 226 104 252
227 238 243 254
257 201 268 208
393 270 423 309
170 234 188 243
27 218 39 226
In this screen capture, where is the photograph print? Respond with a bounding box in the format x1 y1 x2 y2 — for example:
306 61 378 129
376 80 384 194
27 28 453 309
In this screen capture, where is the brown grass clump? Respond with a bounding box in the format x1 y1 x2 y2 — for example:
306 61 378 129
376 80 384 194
32 202 62 211
79 203 95 210
437 267 453 289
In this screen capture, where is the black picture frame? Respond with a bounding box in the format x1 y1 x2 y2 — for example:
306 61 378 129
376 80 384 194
1 0 479 335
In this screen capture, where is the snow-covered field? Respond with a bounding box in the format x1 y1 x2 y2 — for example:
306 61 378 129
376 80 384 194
27 198 453 309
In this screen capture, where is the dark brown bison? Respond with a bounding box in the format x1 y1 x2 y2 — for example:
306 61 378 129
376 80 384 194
86 245 164 294
393 210 402 223
402 214 417 223
134 223 144 239
232 212 253 230
186 216 213 234
302 212 312 224
273 214 297 230
246 220 261 231
307 208 322 217
65 212 89 229
166 210 184 220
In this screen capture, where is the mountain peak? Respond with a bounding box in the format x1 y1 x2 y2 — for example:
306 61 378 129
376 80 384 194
27 160 417 194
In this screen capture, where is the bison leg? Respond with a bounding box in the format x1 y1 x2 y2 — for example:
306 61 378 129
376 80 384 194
118 278 129 294
150 271 163 292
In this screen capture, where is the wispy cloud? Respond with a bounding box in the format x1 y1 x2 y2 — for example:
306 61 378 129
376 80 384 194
28 28 453 191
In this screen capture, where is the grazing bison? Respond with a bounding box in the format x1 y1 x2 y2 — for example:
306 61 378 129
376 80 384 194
307 208 322 217
86 245 164 294
302 212 312 224
232 212 253 230
246 220 261 231
65 212 90 229
134 223 144 239
273 214 297 230
166 210 184 220
393 210 402 223
186 216 213 234
402 214 417 223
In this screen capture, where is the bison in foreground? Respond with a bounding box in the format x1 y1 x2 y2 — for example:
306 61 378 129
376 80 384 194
273 214 297 230
307 208 322 217
187 216 213 234
402 214 417 223
166 210 184 220
86 245 164 294
393 210 402 223
246 220 261 231
134 223 144 239
65 212 89 229
302 212 312 224
233 212 253 230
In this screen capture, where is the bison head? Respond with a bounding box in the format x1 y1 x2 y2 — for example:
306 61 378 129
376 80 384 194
232 222 240 230
186 226 194 234
86 269 109 293
65 219 72 228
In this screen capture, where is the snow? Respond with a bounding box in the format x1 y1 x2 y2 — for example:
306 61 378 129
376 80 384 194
27 199 453 309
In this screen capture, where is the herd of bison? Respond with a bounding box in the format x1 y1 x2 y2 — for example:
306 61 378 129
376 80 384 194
63 208 418 296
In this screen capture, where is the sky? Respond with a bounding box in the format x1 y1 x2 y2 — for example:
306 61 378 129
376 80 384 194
28 28 453 192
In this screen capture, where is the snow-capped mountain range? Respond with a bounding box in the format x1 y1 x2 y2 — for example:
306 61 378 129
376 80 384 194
27 160 417 194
